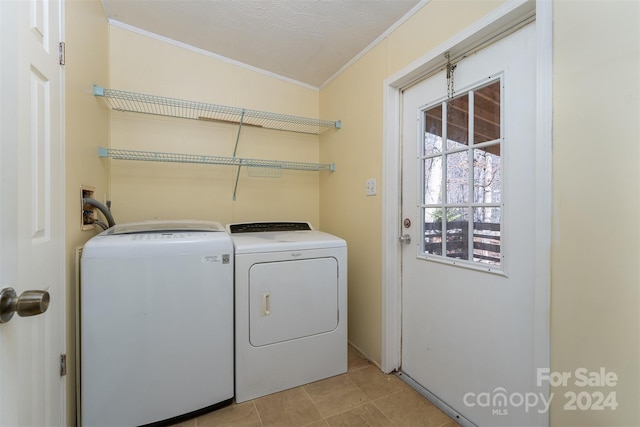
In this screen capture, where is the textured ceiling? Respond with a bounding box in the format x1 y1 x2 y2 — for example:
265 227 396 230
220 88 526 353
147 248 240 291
102 0 423 88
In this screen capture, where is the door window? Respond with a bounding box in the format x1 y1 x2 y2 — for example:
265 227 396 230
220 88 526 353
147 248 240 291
421 78 502 270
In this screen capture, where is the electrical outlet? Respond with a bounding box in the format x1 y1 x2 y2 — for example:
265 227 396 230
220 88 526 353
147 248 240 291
366 178 377 196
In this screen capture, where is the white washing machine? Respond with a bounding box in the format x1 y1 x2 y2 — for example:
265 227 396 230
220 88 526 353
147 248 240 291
228 221 347 403
80 220 234 427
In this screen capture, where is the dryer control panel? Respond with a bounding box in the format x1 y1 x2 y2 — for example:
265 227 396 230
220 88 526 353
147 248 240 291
228 222 312 233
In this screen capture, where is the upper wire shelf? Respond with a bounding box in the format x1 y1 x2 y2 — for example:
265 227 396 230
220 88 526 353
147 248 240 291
94 85 341 135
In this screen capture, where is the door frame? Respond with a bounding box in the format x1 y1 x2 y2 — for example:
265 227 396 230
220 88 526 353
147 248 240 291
381 0 551 393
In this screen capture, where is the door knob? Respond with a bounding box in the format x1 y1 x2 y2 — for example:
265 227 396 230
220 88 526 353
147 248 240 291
398 234 412 245
0 287 50 324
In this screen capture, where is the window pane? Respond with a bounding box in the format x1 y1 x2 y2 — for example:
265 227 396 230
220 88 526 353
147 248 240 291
445 208 468 260
473 207 501 265
424 105 443 156
446 151 468 204
418 80 503 269
474 81 500 144
473 144 501 203
424 157 442 204
424 208 443 255
447 95 468 150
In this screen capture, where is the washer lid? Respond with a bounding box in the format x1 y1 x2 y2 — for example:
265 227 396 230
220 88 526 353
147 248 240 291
106 220 224 235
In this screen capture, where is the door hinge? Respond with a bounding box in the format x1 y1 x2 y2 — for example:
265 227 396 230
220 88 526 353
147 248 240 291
58 42 65 65
60 354 67 376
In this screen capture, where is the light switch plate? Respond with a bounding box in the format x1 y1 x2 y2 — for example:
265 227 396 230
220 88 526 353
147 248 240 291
366 178 377 196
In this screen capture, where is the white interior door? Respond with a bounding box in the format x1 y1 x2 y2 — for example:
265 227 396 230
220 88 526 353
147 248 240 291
0 0 65 425
401 23 543 426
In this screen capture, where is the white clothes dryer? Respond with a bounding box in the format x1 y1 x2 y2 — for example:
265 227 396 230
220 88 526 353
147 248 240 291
80 220 234 427
228 222 347 403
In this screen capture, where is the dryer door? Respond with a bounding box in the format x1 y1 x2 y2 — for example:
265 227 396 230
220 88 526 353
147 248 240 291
249 257 338 347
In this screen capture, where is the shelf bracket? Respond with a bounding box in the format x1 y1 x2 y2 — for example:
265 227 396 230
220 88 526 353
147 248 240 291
232 159 244 201
232 110 245 158
232 110 247 201
93 83 104 96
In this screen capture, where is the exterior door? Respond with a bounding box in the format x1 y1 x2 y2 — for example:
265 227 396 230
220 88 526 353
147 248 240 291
0 0 65 425
400 23 542 426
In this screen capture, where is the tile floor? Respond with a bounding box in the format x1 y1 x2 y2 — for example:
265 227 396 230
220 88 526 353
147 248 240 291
170 346 460 427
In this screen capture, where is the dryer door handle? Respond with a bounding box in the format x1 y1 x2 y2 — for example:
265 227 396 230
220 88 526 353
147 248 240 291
261 292 271 317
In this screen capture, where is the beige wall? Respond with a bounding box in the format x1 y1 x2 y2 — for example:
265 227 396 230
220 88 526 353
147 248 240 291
64 0 110 424
319 41 387 362
107 27 323 227
320 0 505 365
551 1 640 425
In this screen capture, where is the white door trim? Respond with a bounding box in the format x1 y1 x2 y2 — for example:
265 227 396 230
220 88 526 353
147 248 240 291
58 0 68 423
381 0 551 398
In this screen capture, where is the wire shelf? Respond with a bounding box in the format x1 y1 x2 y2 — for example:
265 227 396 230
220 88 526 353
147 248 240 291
94 85 341 135
98 147 335 172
